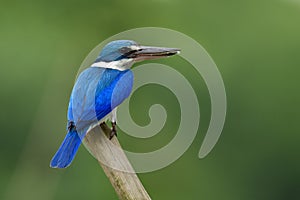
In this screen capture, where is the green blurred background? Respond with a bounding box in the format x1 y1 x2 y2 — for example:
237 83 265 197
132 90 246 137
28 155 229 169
0 0 299 199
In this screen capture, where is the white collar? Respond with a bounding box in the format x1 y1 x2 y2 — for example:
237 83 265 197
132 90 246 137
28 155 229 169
91 58 134 71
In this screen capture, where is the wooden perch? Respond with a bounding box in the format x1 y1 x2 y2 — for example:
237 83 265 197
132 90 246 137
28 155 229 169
83 123 151 200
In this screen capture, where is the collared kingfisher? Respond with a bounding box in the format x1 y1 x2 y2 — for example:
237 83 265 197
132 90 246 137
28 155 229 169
50 40 180 168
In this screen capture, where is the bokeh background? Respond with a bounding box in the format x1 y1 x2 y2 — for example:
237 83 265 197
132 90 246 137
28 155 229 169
1 0 299 199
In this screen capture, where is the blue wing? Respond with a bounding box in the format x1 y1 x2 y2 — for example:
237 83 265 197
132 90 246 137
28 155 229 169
67 67 133 137
94 68 134 121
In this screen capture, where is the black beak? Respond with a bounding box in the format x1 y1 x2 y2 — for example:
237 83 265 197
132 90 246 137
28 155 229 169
128 46 181 61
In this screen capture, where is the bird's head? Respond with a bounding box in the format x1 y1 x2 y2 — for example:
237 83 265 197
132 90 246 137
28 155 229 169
92 40 180 70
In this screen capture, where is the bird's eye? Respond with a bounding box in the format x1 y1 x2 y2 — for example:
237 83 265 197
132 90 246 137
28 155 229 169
119 47 131 54
119 47 140 58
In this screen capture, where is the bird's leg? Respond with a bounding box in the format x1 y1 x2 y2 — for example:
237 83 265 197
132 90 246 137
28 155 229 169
110 122 117 140
109 108 117 140
67 121 76 131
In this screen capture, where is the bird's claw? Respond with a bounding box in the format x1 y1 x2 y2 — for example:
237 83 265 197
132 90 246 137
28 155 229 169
68 121 76 131
109 122 117 140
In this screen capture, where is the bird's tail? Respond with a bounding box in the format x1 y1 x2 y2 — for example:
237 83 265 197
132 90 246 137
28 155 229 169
50 129 81 168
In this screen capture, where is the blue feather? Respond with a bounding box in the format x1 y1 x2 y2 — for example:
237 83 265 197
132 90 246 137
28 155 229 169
95 40 138 62
95 69 133 120
50 67 133 168
50 129 81 168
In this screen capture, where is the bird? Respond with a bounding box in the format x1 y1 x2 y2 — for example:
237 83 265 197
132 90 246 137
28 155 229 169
50 40 180 168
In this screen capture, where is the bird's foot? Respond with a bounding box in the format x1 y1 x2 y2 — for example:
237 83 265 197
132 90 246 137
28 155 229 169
109 122 117 140
68 121 76 131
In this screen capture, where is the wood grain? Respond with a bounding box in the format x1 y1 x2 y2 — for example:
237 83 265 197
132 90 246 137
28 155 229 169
83 123 151 200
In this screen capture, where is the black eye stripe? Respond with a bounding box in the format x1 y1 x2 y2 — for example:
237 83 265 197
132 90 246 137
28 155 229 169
119 47 140 58
120 47 142 53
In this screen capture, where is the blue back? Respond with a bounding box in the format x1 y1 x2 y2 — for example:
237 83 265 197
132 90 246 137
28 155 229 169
67 67 133 136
